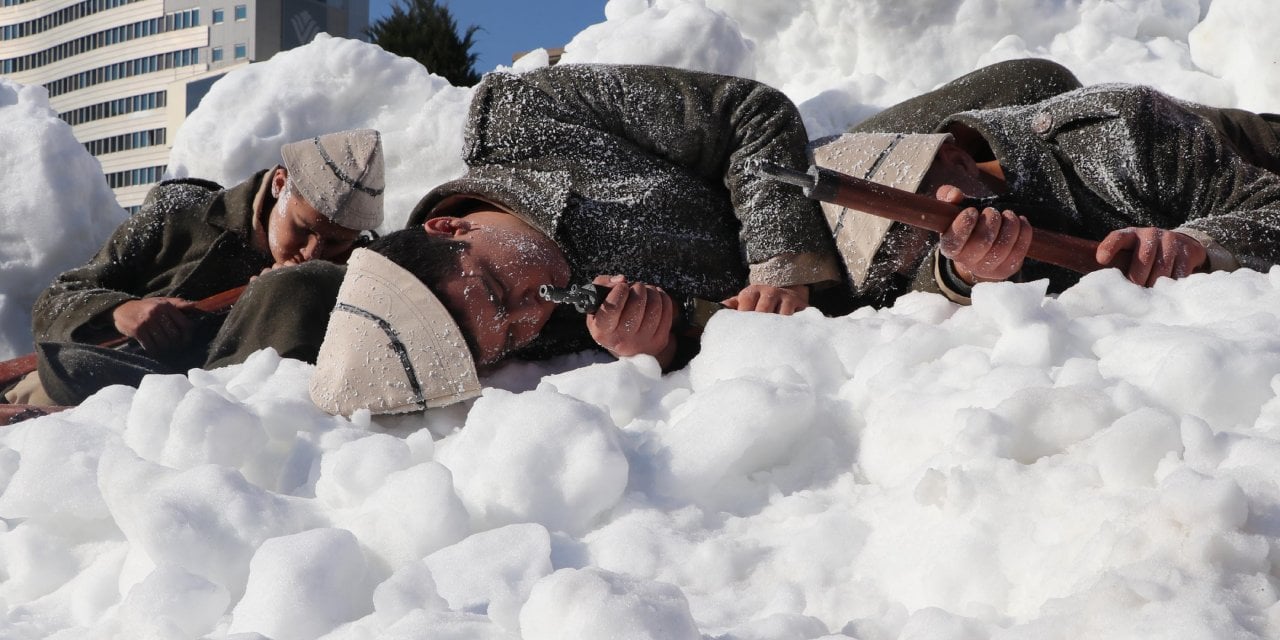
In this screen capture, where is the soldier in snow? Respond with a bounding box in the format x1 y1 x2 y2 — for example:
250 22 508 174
4 129 385 406
304 61 1280 416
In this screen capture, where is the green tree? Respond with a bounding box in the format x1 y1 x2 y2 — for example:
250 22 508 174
368 0 482 87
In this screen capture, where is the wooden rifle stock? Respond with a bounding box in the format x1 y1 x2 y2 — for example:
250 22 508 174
752 161 1105 276
0 284 249 392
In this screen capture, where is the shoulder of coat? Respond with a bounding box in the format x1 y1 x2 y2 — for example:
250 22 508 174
139 177 225 216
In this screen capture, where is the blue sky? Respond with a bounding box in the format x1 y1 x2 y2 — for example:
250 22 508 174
366 0 610 73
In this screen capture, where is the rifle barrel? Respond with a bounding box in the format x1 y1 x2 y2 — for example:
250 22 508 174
748 159 817 190
539 283 605 314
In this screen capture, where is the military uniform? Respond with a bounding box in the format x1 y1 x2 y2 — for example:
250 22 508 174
405 63 842 359
26 173 275 404
15 129 385 407
848 75 1280 302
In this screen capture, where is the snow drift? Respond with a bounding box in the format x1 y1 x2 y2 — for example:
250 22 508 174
3 0 1280 638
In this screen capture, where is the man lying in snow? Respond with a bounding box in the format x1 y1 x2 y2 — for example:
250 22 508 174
841 58 1280 306
304 61 1280 416
2 129 386 407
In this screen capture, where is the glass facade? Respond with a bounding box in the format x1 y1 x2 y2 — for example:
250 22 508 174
1 0 143 41
105 164 167 189
59 91 168 126
1 10 199 74
44 48 200 98
83 128 166 156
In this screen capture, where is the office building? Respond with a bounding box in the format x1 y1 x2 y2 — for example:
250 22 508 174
1 0 368 211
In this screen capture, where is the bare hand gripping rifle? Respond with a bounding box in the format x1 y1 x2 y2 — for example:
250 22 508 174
539 283 724 335
749 160 1106 275
0 284 250 396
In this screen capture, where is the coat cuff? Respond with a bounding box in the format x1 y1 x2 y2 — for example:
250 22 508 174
749 252 842 289
57 292 139 342
932 249 974 305
1173 227 1240 272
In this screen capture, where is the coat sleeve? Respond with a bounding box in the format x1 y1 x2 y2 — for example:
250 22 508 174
471 64 842 289
1135 89 1280 272
32 194 177 343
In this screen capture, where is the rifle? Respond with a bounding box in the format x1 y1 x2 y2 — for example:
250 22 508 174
0 284 249 392
749 160 1105 275
539 283 724 335
0 403 68 425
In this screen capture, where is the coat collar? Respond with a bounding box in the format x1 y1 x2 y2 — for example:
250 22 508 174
941 102 1083 224
204 168 276 236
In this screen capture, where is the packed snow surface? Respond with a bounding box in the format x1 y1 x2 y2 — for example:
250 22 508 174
3 0 1280 638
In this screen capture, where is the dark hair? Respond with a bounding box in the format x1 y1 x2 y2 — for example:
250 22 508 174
365 228 480 357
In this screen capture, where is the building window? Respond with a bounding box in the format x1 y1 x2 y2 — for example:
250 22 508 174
233 43 246 59
211 47 223 62
43 49 199 98
233 4 246 20
212 8 223 23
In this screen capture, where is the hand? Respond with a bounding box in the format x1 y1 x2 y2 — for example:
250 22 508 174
935 185 1033 284
1096 227 1207 287
112 297 197 352
251 259 301 281
586 275 676 365
265 258 301 274
721 283 809 314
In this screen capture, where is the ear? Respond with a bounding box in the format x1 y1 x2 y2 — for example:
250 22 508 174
423 217 473 237
271 167 288 197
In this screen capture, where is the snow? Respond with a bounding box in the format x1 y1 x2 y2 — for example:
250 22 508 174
3 0 1280 638
0 81 126 360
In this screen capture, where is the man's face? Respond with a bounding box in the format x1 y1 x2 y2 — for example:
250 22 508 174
426 212 571 366
918 141 993 199
267 172 361 266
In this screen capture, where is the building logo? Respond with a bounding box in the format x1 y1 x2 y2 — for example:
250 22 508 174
290 11 320 45
282 0 328 48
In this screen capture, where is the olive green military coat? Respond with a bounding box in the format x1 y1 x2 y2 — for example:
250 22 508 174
31 172 275 403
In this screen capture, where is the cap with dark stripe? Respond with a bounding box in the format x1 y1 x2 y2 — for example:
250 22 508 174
281 128 385 231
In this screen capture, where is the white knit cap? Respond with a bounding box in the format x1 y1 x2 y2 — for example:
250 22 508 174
280 129 385 231
310 248 480 415
808 132 952 289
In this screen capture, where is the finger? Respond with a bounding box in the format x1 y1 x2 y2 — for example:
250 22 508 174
1172 252 1193 279
1097 229 1136 264
779 295 799 316
594 282 632 334
934 185 968 205
737 288 762 313
753 289 778 313
1128 231 1158 286
940 208 979 259
622 283 651 335
1149 232 1178 286
1171 236 1201 279
641 287 665 343
981 209 1021 271
720 296 739 310
960 207 1003 266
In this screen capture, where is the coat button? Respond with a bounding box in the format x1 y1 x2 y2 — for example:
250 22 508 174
1031 111 1053 135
